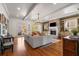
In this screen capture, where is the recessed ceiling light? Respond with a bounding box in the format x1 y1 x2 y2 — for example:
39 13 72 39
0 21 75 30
17 7 21 10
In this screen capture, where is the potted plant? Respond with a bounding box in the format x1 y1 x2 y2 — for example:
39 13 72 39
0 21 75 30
70 28 79 39
71 28 78 36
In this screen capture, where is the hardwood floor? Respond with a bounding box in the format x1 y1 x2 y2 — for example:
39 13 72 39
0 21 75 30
0 37 63 56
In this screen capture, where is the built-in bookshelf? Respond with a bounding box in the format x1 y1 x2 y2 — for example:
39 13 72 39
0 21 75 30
0 13 8 36
59 19 64 32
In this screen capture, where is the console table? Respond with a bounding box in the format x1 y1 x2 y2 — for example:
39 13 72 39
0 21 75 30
63 36 79 56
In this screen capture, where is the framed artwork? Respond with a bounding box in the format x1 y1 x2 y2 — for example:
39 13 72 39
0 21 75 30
43 22 49 31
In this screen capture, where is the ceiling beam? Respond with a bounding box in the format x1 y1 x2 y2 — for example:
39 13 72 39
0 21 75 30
23 3 37 20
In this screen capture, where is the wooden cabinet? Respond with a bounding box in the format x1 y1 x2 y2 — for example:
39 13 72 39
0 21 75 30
63 37 79 56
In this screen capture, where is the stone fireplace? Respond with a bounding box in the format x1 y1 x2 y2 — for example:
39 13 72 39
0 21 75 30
49 27 58 38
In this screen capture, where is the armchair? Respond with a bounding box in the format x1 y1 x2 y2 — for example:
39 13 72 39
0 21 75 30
0 36 14 54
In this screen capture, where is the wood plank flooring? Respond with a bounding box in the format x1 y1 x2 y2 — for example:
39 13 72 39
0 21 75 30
0 37 63 56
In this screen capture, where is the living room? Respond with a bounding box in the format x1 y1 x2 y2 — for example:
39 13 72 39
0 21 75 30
0 3 79 56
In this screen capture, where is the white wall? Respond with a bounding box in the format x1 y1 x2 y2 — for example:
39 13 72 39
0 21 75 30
8 18 24 37
26 20 32 34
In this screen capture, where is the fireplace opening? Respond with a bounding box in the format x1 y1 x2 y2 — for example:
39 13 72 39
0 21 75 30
50 30 56 35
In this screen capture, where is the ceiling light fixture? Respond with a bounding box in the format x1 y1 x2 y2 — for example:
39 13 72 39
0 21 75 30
17 7 21 10
35 13 42 24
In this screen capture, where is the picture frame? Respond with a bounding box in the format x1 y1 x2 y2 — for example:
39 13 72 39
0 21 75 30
43 22 49 31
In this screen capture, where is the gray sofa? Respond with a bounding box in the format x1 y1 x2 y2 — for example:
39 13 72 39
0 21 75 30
24 35 56 48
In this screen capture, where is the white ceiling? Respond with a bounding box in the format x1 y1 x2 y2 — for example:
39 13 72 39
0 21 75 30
5 3 77 21
29 3 73 20
5 3 36 19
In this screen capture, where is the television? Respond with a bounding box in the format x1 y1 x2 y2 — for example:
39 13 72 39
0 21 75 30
50 22 56 27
